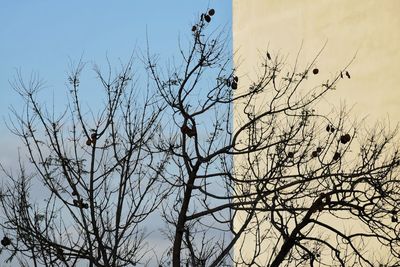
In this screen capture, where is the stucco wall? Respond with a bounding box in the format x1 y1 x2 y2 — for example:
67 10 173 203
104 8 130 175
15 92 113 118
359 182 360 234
232 0 400 264
233 0 400 121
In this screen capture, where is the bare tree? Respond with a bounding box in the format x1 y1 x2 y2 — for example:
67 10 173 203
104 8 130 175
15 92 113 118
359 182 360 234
2 8 400 267
0 59 169 267
146 9 400 267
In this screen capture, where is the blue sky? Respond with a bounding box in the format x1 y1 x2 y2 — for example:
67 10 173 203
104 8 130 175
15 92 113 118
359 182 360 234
0 2 232 265
0 0 232 166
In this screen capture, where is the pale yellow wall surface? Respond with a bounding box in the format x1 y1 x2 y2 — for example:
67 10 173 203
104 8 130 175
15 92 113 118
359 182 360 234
232 0 400 264
233 0 400 121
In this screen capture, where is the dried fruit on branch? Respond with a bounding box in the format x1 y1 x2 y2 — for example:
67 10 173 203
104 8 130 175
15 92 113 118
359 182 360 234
181 124 196 138
1 236 11 247
340 134 351 144
333 152 341 161
231 81 238 90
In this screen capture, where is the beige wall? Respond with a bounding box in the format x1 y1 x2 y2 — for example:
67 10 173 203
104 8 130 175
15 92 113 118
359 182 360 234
233 0 400 264
233 0 400 122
